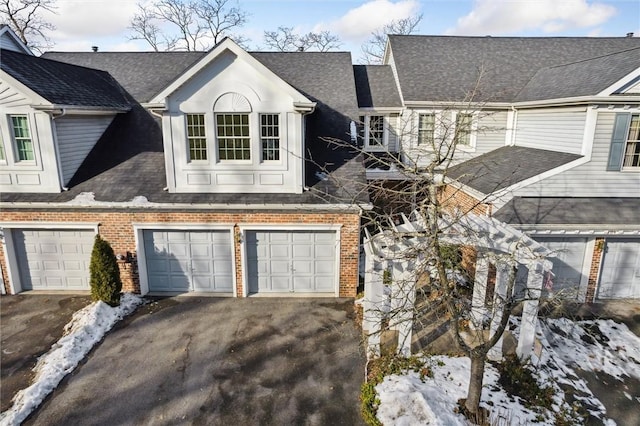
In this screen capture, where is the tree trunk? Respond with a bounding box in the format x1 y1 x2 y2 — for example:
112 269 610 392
465 353 486 415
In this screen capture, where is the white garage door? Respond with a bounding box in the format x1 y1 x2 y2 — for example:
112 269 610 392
246 230 337 295
13 229 94 290
143 230 233 293
535 237 589 297
597 239 640 300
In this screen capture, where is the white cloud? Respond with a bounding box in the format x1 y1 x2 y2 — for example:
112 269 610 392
317 0 421 42
447 0 617 35
43 0 139 43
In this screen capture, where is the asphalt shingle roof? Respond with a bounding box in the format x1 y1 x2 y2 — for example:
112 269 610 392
447 146 582 194
353 65 402 108
494 197 640 225
1 49 130 109
41 51 206 103
388 35 640 103
2 50 367 206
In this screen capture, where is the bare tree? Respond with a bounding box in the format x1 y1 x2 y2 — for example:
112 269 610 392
0 0 56 52
129 0 248 51
360 14 422 64
314 76 555 420
263 26 341 52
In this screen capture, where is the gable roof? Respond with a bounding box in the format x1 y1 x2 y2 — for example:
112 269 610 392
388 35 640 103
1 49 131 109
251 51 358 118
447 146 582 194
494 197 640 226
0 24 32 55
42 50 205 103
353 65 402 108
515 47 640 102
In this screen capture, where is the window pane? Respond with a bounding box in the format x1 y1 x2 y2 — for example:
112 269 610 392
456 113 472 146
369 115 384 146
217 113 250 160
261 114 279 161
624 115 640 167
11 115 34 161
0 129 5 161
418 113 435 145
186 114 207 161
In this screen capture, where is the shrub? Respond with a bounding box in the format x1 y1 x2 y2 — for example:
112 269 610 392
89 234 122 306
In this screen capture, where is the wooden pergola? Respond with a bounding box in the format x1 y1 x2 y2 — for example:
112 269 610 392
362 210 554 360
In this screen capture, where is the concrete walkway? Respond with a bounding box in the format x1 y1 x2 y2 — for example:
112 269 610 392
24 297 366 425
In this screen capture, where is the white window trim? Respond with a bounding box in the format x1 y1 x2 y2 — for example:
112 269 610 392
622 113 640 171
259 113 282 164
215 112 253 164
451 111 478 151
185 113 209 164
362 115 389 151
8 114 37 165
416 111 437 147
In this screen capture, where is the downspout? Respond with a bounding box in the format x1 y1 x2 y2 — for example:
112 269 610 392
48 108 69 191
509 105 518 146
149 108 172 192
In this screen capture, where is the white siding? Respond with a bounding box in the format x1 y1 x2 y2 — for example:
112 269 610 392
0 80 31 108
401 109 508 167
164 49 304 194
513 111 640 198
0 32 27 53
55 115 115 185
514 108 586 154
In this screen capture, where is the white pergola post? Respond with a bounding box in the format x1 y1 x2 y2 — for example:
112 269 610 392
389 259 415 357
470 250 489 329
516 263 544 360
363 240 383 358
488 260 513 361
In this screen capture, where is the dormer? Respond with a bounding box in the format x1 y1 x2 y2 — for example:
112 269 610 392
148 38 316 194
0 25 33 55
0 49 131 193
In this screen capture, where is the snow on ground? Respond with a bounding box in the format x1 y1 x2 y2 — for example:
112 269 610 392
376 317 640 425
0 294 143 426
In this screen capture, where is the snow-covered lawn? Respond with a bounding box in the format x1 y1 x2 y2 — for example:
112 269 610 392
376 318 640 425
0 294 143 426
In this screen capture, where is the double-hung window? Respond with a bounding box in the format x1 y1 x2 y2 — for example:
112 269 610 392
260 114 280 161
456 113 473 146
359 115 387 149
186 114 207 161
0 127 5 162
417 113 435 145
10 115 34 162
623 114 640 168
216 113 250 161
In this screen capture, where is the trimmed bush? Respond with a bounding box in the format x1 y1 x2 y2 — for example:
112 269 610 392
89 234 122 306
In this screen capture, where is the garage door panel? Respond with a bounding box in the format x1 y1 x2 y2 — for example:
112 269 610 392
14 229 94 291
144 230 233 293
598 239 640 300
247 230 336 295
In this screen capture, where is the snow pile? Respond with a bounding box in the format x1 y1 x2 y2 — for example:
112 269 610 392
375 317 640 425
0 294 143 426
66 192 153 207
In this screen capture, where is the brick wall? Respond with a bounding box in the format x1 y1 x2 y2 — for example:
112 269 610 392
585 237 605 303
438 184 492 216
0 209 361 297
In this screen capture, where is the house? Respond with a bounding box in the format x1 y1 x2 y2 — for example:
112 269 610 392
1 31 638 302
0 32 368 297
359 35 640 302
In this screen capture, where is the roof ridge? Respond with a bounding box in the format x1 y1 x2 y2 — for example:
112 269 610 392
544 45 640 69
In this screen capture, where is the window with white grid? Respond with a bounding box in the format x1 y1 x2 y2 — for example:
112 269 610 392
216 113 250 160
186 114 207 161
261 114 280 161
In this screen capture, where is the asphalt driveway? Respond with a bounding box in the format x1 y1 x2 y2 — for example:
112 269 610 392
0 294 92 412
24 297 366 425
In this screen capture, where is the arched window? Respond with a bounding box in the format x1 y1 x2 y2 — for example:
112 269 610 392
214 93 252 161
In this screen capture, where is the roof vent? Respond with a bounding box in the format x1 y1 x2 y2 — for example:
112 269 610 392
626 32 634 38
91 46 98 52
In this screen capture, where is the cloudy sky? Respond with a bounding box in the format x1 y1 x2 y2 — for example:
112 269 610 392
41 0 640 58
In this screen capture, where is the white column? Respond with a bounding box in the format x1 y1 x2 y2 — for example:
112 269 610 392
363 254 383 358
516 263 544 360
488 260 513 361
470 250 489 329
389 260 415 357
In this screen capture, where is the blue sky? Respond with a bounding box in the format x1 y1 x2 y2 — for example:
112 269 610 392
44 0 640 59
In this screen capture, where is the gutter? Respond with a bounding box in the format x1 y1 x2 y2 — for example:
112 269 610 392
33 105 130 114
